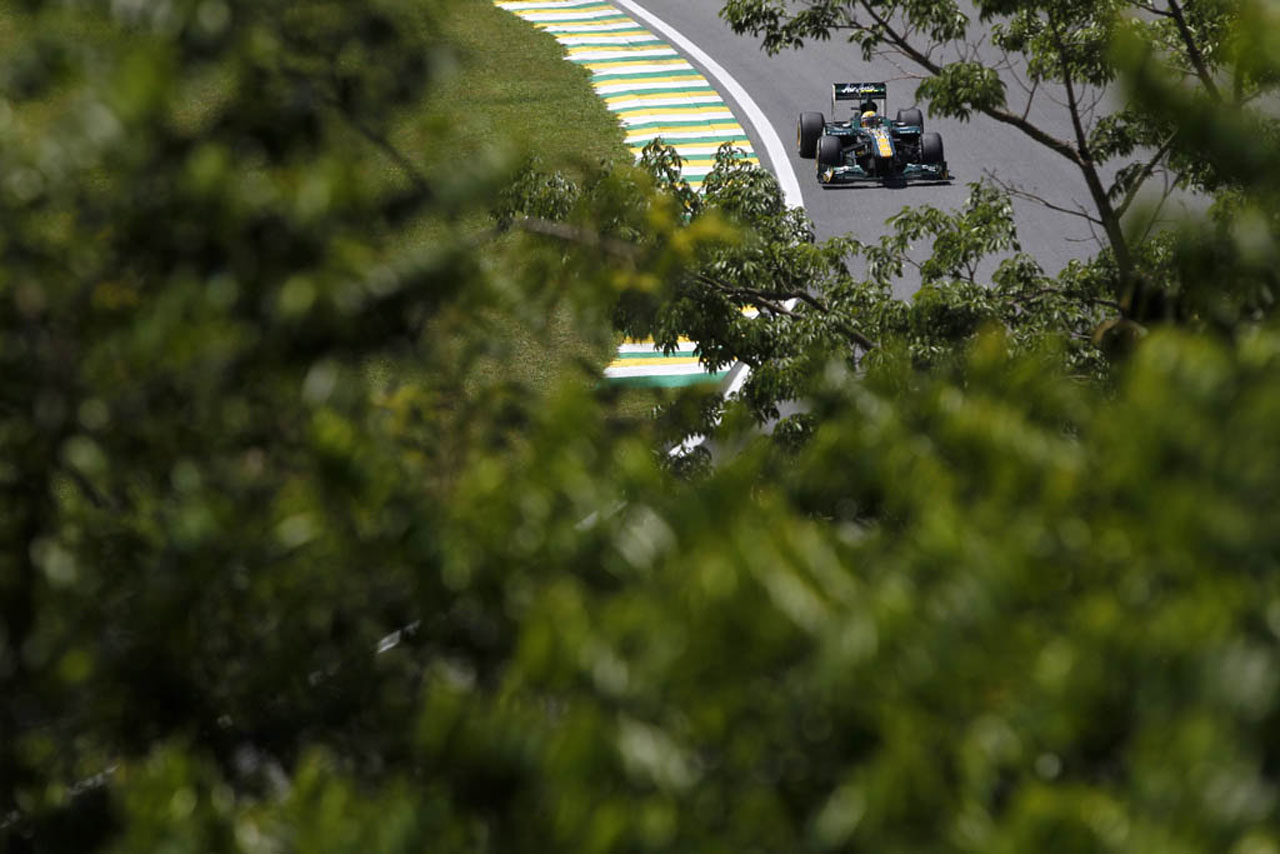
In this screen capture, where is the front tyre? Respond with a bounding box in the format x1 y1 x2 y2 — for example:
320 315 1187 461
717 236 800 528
921 132 944 164
797 111 825 158
816 135 843 168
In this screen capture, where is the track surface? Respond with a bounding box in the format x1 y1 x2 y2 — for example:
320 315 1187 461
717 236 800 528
628 0 1104 297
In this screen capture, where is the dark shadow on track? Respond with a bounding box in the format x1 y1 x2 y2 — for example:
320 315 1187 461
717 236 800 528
817 179 955 190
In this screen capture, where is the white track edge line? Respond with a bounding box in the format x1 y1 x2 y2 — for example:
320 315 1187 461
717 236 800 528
612 0 803 209
611 0 802 456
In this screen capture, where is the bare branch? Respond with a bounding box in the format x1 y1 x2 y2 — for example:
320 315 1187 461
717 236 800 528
1060 51 1095 164
1021 77 1040 122
1127 164 1178 244
984 170 1105 226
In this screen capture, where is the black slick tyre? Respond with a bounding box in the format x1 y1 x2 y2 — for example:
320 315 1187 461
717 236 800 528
921 132 944 164
816 135 843 168
896 107 924 129
797 112 825 158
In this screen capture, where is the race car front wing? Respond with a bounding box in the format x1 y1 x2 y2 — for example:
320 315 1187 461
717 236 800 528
818 160 951 185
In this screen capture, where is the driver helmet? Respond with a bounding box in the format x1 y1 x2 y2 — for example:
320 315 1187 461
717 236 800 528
860 110 877 128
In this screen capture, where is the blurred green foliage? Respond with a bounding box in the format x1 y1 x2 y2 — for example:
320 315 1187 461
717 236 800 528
4 0 1280 852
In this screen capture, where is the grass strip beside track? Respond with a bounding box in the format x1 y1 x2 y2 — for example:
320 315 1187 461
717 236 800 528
497 0 756 392
421 0 634 397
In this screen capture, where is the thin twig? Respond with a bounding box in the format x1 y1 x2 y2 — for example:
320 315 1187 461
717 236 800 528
693 274 877 351
984 170 1105 226
1113 133 1178 219
516 219 644 260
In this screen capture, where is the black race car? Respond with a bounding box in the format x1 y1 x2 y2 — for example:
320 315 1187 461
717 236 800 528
797 82 950 185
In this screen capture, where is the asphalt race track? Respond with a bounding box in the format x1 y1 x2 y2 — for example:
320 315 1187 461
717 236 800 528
625 0 1108 298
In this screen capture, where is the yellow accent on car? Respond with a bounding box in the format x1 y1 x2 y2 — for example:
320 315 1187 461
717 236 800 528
874 130 893 158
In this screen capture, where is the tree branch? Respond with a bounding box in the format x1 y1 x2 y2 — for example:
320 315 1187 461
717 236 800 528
1166 0 1222 100
515 219 644 260
1133 1 1174 16
1053 23 1134 292
1113 133 1178 220
855 1 1086 168
64 466 115 512
318 91 433 199
1006 286 1123 313
1021 76 1040 122
693 273 877 351
984 171 1105 227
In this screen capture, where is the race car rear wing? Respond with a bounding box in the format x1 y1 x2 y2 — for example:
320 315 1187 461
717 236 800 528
832 82 887 114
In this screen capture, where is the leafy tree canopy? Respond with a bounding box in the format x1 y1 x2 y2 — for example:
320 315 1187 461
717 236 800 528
3 0 1280 851
720 0 1280 324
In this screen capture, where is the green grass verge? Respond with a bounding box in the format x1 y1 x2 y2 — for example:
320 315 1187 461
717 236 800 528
429 0 632 176
418 0 703 419
426 0 631 397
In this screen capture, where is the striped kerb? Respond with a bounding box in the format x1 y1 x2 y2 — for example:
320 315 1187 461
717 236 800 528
495 0 755 388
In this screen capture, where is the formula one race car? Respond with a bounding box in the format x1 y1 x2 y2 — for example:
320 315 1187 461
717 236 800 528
796 82 950 186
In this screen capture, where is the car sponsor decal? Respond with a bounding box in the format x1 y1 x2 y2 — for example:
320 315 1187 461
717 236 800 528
872 129 893 158
832 82 887 100
495 0 759 388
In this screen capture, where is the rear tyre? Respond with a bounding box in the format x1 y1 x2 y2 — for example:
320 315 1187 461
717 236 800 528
797 111 825 158
816 135 843 168
896 107 924 129
921 132 944 164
